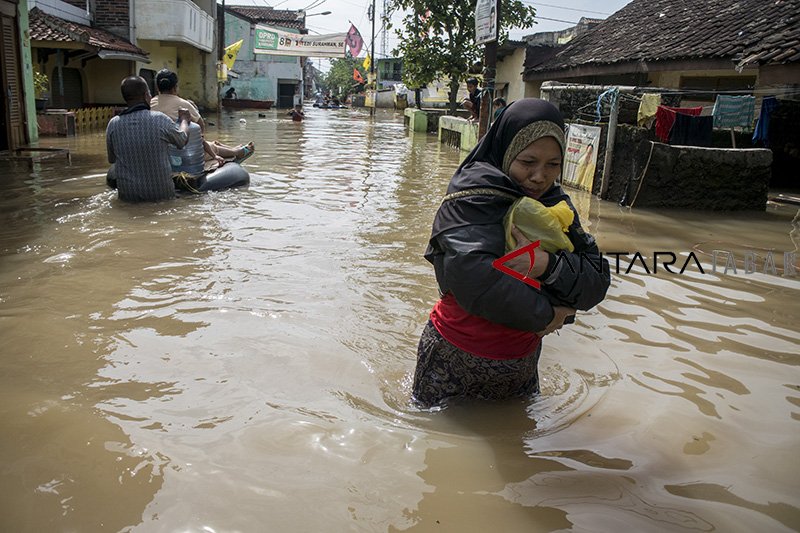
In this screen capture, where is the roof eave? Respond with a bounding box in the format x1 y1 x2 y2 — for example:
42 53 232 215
523 57 759 81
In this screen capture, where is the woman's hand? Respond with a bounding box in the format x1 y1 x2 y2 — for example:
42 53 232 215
505 225 549 279
537 306 576 337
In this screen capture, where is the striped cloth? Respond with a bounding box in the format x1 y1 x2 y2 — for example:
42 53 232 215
712 95 755 129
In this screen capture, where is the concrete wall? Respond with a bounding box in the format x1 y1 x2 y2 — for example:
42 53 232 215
375 88 395 108
647 68 759 108
523 79 543 99
439 115 478 152
609 125 772 210
37 51 132 106
84 60 130 104
134 41 216 109
137 39 178 74
136 0 214 52
496 47 526 103
19 0 38 142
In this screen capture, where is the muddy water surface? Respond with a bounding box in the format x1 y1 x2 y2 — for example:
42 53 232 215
0 107 798 532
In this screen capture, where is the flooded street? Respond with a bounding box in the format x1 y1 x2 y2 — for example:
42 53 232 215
1 107 798 532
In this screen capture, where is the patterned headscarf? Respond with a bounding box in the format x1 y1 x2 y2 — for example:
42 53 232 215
457 98 566 177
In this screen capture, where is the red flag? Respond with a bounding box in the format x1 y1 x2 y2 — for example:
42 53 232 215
346 24 363 57
353 68 365 83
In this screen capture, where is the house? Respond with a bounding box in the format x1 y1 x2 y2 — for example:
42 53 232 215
525 17 603 47
29 0 218 110
495 19 604 106
131 0 217 109
495 40 527 104
2 0 40 149
520 0 800 195
28 4 149 109
223 5 306 108
376 57 403 89
523 0 800 101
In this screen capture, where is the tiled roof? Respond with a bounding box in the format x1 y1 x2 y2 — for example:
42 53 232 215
497 40 526 60
524 44 562 70
528 0 800 73
29 7 148 57
226 5 306 30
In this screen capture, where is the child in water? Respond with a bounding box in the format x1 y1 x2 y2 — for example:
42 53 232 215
288 104 305 122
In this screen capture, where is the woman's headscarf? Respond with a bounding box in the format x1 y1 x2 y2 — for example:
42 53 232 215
458 97 565 176
429 98 569 245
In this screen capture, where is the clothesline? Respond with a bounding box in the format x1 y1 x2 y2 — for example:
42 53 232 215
617 88 800 103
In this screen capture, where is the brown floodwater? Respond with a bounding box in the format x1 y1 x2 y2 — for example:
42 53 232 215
0 107 798 532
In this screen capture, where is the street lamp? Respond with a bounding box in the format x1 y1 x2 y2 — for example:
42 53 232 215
306 11 332 16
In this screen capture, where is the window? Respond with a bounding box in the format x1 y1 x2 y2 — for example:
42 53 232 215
679 76 757 102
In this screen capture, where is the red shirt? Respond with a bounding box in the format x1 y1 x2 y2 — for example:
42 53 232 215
655 105 703 142
430 293 540 360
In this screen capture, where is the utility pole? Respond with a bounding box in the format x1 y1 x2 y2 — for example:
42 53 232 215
599 88 619 199
477 41 497 138
477 0 499 138
381 0 388 59
218 0 226 117
219 0 225 61
369 0 376 116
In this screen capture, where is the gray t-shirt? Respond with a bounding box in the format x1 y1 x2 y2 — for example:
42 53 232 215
106 108 188 202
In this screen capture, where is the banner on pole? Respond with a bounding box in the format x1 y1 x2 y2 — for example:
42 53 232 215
254 25 347 58
562 124 602 192
475 0 498 45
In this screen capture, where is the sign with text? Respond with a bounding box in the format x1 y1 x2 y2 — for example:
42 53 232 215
475 0 498 45
562 124 602 192
254 25 347 58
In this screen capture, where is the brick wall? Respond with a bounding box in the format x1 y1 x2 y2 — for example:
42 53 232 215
94 0 129 30
62 0 130 38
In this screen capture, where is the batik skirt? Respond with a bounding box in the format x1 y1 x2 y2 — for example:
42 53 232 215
412 320 541 409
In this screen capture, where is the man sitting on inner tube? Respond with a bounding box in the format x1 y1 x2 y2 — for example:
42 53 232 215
105 76 192 202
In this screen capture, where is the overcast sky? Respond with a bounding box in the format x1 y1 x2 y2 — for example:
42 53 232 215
226 0 632 71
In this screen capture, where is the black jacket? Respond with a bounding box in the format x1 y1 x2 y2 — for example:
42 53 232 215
425 162 610 332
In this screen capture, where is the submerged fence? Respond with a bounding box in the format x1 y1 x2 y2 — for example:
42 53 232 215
67 107 118 134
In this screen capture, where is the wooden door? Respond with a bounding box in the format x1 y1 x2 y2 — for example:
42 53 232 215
0 1 26 150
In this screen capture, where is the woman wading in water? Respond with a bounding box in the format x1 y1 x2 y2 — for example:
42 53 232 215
413 98 611 409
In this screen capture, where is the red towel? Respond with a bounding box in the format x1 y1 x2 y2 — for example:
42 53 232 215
655 106 703 142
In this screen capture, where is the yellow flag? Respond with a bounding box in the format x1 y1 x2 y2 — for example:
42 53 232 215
223 40 244 70
362 54 371 71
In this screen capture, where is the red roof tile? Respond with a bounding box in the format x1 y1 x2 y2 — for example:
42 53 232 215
29 7 149 57
226 5 306 30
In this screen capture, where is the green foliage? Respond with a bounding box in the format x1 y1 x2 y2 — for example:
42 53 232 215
386 0 536 112
33 68 49 97
323 58 368 99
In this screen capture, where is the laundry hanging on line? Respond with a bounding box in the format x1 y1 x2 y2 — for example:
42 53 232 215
669 113 713 147
637 93 661 127
655 105 703 142
712 95 756 129
752 96 779 146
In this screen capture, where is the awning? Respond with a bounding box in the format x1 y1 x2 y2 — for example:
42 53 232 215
97 50 151 63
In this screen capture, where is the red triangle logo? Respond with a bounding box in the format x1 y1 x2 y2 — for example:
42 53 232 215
492 240 542 289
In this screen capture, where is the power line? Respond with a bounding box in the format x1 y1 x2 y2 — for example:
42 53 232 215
535 15 581 25
522 1 611 16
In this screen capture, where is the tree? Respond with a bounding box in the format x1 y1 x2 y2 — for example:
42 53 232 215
387 0 536 114
324 58 367 100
